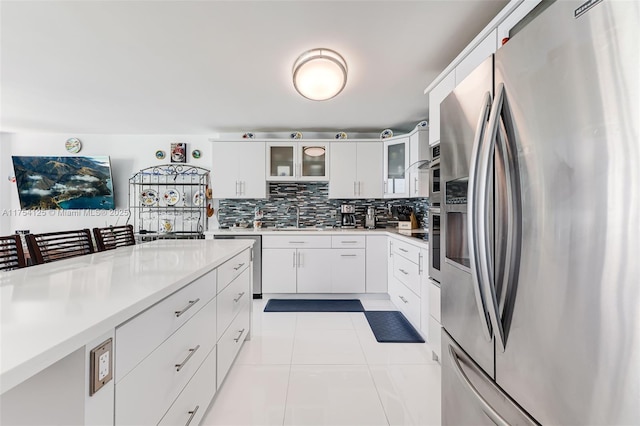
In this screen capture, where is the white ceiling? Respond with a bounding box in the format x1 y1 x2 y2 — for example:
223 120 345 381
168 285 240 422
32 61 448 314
1 0 509 135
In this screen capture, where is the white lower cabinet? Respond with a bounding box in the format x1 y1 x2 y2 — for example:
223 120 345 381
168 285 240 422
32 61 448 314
428 279 442 360
365 235 388 293
297 249 333 293
115 298 217 426
158 347 217 426
114 249 251 426
262 248 297 293
331 249 365 293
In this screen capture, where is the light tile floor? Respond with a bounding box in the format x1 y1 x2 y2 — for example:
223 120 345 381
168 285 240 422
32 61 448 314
202 298 442 426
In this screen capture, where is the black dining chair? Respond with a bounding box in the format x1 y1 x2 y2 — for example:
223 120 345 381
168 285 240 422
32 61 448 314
26 229 94 265
93 225 136 251
0 234 27 271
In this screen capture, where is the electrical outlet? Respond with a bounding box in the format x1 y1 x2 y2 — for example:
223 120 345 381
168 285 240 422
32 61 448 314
330 210 336 218
90 338 113 396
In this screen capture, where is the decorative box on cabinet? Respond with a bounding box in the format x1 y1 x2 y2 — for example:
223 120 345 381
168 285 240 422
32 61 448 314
211 141 266 199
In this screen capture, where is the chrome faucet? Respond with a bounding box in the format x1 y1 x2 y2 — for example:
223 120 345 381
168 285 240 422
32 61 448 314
286 205 300 228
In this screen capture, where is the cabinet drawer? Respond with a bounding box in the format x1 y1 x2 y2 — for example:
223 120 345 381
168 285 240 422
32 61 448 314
115 298 217 426
217 268 250 340
389 278 421 330
158 346 217 426
217 249 251 293
331 235 365 248
391 238 421 264
217 302 250 390
115 270 217 382
263 235 331 249
393 254 420 296
429 280 441 322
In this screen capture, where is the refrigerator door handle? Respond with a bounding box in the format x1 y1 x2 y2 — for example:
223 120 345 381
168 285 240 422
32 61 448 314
448 344 510 426
481 82 523 352
467 91 494 341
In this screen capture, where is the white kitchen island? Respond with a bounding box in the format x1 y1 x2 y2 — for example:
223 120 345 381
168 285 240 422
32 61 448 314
0 239 253 425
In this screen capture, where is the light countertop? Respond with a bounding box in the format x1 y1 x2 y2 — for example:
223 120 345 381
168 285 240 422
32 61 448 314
0 239 253 395
205 228 429 248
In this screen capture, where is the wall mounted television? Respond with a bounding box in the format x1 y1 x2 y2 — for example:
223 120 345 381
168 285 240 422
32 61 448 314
11 156 115 210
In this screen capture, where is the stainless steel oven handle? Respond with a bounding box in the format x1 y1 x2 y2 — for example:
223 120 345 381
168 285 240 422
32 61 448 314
467 91 493 341
448 345 509 426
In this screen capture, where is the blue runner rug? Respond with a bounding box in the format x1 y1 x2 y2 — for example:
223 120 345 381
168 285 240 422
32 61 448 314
264 299 365 312
364 311 425 343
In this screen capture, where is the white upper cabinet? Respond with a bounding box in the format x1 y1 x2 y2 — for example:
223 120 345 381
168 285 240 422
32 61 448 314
408 129 430 198
266 142 329 181
455 29 497 85
428 71 455 146
329 142 382 199
211 141 266 199
383 136 410 198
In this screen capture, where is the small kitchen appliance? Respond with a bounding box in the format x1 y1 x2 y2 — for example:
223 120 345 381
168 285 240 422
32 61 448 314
340 204 356 228
365 207 376 229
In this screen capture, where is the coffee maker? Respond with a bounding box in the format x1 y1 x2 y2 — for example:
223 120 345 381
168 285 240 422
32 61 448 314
341 204 356 228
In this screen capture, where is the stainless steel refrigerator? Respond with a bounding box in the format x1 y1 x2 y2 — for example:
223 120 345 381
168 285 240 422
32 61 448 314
440 1 639 424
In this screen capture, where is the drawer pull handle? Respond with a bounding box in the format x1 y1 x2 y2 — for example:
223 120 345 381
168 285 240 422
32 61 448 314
175 345 200 371
341 254 357 257
399 248 409 253
233 262 245 271
399 269 409 275
175 298 200 317
398 295 408 304
234 328 246 343
289 241 306 244
233 291 246 302
342 241 358 243
185 405 200 426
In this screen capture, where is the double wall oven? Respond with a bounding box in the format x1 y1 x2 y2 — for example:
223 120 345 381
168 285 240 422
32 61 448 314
428 143 442 283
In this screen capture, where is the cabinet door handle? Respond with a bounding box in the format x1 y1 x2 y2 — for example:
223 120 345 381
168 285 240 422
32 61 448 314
414 176 418 194
341 254 357 257
389 242 393 258
233 262 245 271
399 268 409 275
235 181 240 195
384 180 388 193
233 291 246 302
354 181 357 196
175 298 200 317
418 253 424 274
234 328 246 343
293 251 296 268
297 251 302 267
175 345 200 371
358 181 362 196
398 295 408 304
185 406 200 426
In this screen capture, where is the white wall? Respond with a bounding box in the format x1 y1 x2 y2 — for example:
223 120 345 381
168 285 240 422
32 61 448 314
1 133 212 234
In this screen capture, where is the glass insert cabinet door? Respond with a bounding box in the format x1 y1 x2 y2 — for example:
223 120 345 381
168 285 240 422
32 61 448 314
384 138 409 196
266 142 329 181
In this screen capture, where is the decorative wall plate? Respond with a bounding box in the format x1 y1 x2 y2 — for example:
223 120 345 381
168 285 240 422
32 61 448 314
380 129 393 139
163 188 181 206
160 219 174 233
416 120 428 128
335 132 348 140
140 189 159 206
242 132 255 139
192 190 205 206
290 131 303 139
65 138 82 153
192 149 201 159
155 150 166 160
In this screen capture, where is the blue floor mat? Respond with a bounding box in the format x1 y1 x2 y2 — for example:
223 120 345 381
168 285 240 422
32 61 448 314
264 299 365 312
364 311 425 343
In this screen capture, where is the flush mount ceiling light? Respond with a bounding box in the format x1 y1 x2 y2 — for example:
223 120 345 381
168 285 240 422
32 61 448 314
303 146 326 157
292 48 348 101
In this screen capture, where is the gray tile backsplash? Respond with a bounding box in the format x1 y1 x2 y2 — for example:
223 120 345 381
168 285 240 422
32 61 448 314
218 183 429 229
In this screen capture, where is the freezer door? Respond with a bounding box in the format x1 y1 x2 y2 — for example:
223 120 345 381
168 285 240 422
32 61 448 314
440 56 495 377
493 1 640 424
442 330 538 426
